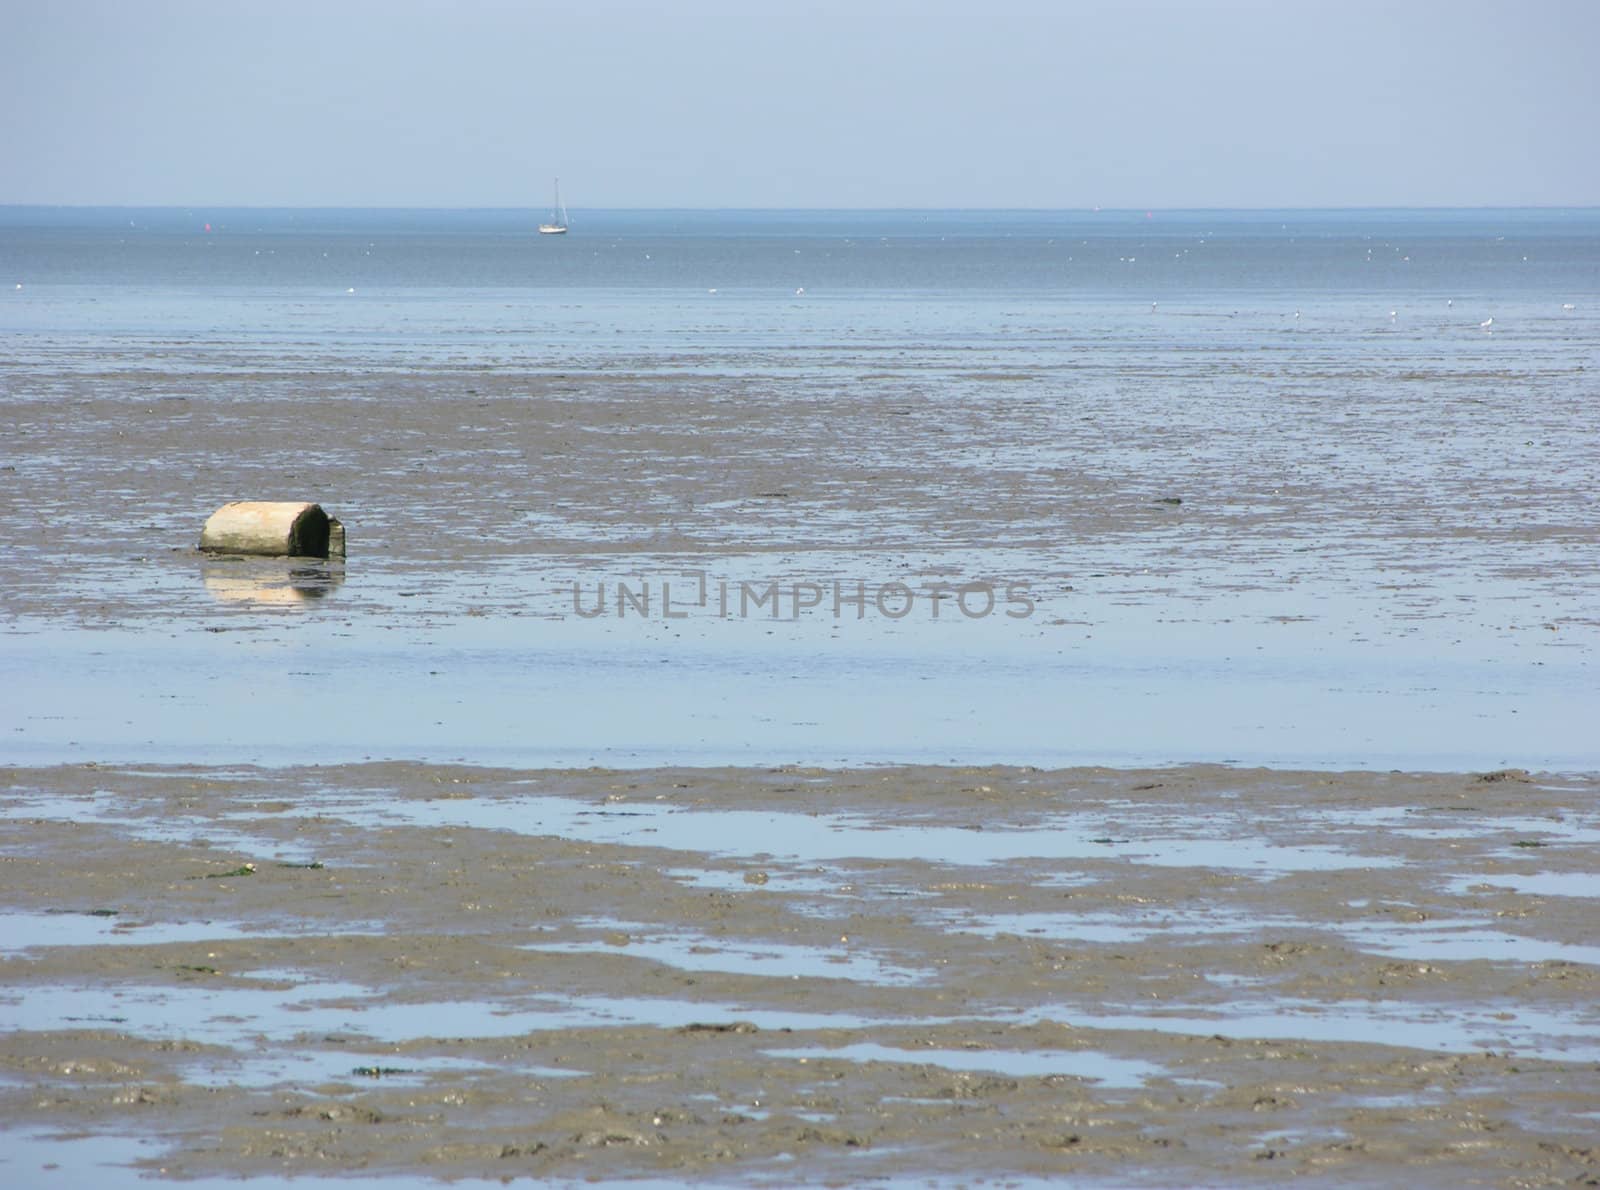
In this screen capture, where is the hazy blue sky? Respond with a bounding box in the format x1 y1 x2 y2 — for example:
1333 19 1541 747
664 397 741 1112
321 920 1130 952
4 0 1597 208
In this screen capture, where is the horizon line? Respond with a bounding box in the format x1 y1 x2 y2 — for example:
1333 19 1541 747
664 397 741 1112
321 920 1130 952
4 202 1598 214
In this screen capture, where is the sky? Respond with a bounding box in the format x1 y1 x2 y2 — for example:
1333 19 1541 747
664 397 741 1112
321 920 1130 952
3 0 1598 209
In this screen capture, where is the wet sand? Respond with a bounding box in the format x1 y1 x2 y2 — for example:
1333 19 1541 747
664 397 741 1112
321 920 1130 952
4 314 1599 1184
5 358 1598 771
3 762 1598 1186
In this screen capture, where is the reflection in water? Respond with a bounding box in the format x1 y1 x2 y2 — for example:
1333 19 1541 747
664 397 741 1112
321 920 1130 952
199 558 344 606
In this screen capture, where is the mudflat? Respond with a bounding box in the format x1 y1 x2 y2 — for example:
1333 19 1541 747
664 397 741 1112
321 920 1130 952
4 298 1598 1186
2 761 1597 1185
5 359 1597 771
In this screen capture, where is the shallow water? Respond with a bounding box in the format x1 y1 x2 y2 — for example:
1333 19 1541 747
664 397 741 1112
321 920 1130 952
1 980 890 1044
5 211 1599 772
0 787 321 864
1329 920 1600 966
303 788 1406 872
3 549 1596 769
1449 871 1600 898
8 971 1596 1066
0 911 381 956
0 1130 699 1190
182 1050 513 1090
950 908 1600 966
1022 1000 1600 1062
523 920 926 986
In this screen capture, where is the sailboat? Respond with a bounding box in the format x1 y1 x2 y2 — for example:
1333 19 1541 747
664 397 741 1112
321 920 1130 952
538 178 569 235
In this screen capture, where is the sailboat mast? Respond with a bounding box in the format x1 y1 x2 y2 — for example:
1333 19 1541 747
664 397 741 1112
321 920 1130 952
538 176 569 234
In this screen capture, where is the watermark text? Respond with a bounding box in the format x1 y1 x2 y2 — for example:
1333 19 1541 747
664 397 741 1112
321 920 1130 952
568 574 1035 621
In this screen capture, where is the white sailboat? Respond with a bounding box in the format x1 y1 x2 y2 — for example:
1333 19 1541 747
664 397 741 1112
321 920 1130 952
538 178 569 235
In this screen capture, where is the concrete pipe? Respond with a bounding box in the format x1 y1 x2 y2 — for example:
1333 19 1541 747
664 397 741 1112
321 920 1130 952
199 501 346 559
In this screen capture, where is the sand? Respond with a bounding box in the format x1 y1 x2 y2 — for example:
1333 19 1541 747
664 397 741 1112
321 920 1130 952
4 338 1598 1185
3 762 1598 1186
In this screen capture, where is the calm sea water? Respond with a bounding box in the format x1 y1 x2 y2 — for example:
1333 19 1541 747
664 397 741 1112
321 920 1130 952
5 205 1596 377
3 208 1598 769
6 205 1600 292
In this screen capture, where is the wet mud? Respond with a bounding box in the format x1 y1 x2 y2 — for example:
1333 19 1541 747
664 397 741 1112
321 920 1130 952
5 360 1598 772
4 300 1598 1183
3 762 1598 1185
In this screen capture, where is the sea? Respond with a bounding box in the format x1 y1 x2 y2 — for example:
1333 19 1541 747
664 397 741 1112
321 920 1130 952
2 206 1598 770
